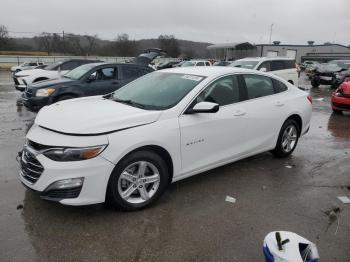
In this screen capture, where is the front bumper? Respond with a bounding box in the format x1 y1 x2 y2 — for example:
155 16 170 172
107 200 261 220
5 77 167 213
22 94 50 112
19 147 115 206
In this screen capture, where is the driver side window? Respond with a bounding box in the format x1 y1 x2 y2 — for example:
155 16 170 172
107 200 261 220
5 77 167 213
88 67 117 81
196 75 240 106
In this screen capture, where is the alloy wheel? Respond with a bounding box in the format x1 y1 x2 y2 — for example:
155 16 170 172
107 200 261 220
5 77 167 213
281 125 297 153
117 161 160 204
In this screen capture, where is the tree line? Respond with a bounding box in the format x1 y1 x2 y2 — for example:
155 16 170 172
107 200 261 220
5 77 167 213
0 25 205 58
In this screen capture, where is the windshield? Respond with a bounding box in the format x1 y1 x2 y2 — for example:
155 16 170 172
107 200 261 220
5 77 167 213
229 60 259 69
111 72 205 110
44 61 63 71
64 64 97 80
181 61 196 67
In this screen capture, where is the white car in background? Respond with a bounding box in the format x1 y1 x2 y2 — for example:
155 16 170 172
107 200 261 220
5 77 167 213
13 59 101 91
11 62 45 74
229 57 299 86
19 67 312 210
180 60 212 67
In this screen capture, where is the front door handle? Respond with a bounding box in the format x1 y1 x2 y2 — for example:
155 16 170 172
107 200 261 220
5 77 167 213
233 110 246 116
274 101 285 107
112 81 120 85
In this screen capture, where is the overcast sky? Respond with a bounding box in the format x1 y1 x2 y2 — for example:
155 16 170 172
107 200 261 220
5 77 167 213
1 0 349 45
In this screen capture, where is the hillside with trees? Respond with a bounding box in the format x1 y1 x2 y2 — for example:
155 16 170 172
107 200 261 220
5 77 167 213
0 25 211 58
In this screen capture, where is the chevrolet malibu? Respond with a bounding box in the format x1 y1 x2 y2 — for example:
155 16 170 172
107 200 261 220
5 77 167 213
19 67 312 210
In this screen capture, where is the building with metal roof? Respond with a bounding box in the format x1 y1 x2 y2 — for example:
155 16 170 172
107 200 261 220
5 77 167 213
207 42 350 63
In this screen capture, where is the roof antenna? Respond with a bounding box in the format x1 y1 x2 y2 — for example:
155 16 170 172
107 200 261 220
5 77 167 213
275 232 290 251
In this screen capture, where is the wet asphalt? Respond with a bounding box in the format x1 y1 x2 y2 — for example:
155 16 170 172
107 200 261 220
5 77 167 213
0 71 349 262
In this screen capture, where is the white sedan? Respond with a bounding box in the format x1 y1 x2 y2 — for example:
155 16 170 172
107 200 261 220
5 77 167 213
19 67 312 210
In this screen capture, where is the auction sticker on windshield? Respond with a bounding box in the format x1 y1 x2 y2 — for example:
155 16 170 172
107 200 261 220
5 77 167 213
181 75 203 82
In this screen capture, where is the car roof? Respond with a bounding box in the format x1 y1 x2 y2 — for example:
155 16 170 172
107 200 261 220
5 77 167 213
160 66 256 77
236 57 295 62
79 62 153 68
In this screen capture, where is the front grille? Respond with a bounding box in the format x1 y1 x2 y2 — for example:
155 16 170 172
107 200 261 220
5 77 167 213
20 148 44 184
25 88 33 98
333 102 350 110
41 187 82 199
13 77 20 85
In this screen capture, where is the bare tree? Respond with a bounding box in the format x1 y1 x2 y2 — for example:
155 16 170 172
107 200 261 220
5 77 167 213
84 34 98 56
158 35 180 57
113 34 137 56
34 32 54 55
0 25 10 50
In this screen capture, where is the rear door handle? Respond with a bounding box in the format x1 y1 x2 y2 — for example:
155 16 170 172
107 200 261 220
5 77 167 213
274 101 285 107
233 110 246 116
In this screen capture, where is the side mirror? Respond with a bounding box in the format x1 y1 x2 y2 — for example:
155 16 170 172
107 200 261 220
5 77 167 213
187 102 219 114
87 73 97 83
259 67 267 72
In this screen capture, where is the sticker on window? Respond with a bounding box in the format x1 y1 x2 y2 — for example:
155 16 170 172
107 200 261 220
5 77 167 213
181 75 203 82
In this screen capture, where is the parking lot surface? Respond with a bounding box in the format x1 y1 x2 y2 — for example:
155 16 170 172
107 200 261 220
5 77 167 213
0 70 349 261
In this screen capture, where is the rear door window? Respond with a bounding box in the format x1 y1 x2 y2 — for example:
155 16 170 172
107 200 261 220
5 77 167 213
121 66 144 79
270 60 285 71
196 62 205 66
196 75 241 106
243 74 274 99
205 62 211 66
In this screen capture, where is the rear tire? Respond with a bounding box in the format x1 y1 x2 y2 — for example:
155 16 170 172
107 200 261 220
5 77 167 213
272 119 300 158
106 151 169 211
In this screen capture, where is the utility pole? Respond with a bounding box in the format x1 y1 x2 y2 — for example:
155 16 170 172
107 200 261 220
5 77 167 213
62 30 65 55
269 23 274 44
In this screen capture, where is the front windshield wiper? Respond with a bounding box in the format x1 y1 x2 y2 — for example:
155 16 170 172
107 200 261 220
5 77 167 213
113 97 146 109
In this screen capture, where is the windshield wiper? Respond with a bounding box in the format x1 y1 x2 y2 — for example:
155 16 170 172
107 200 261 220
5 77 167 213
113 98 146 109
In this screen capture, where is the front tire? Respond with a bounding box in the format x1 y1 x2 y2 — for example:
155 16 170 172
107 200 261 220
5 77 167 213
106 151 169 211
311 78 320 88
332 109 342 114
272 119 300 158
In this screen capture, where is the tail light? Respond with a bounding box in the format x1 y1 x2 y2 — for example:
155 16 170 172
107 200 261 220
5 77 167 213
307 95 312 104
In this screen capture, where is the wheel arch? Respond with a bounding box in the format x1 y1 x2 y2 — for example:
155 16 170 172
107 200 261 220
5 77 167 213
33 77 49 83
114 145 174 184
285 114 302 136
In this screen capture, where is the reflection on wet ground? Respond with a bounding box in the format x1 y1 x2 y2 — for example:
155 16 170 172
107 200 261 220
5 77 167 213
0 71 349 261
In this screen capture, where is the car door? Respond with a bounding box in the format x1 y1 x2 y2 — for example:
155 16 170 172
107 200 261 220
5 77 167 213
84 66 119 96
179 75 248 175
236 74 289 152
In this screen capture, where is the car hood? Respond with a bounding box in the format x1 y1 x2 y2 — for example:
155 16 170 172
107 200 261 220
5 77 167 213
15 68 46 77
30 77 75 89
315 64 342 73
35 96 162 135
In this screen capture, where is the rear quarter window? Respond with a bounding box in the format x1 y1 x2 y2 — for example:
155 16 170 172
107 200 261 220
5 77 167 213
243 74 274 99
284 60 296 69
273 79 288 93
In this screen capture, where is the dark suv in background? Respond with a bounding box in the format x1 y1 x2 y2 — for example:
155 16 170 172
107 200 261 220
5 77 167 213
22 63 154 111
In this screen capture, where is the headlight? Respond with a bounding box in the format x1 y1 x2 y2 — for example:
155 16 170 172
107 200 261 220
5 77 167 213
43 145 107 161
36 88 55 97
